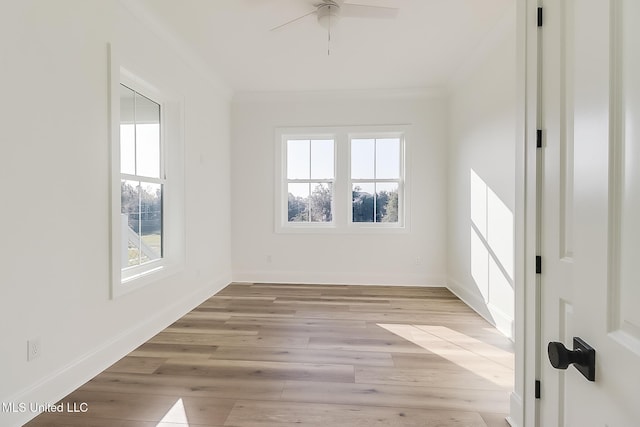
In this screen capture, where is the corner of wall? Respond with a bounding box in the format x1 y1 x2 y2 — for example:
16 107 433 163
118 0 233 100
446 277 514 340
445 1 517 92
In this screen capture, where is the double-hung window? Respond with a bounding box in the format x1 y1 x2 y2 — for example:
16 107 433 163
286 138 335 224
119 84 164 280
110 61 185 298
276 126 406 233
350 136 402 224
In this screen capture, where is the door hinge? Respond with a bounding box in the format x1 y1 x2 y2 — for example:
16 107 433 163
536 256 542 274
537 129 543 148
535 380 541 399
537 7 543 27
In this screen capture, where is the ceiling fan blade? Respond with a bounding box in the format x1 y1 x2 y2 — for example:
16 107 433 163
270 9 317 31
341 3 399 19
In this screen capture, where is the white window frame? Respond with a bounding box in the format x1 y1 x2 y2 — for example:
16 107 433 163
275 125 409 234
109 45 185 298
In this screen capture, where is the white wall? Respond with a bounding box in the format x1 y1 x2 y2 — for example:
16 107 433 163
0 2 232 425
446 6 517 338
231 91 448 286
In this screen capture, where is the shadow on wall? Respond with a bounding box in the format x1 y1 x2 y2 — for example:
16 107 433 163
469 169 514 328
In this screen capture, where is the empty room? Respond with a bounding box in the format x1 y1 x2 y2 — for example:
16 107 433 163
2 0 639 426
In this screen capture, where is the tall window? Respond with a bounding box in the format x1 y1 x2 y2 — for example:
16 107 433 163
350 137 401 224
109 58 184 297
286 139 334 223
119 84 164 276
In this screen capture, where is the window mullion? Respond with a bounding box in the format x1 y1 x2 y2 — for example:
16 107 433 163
137 181 142 266
308 140 312 223
133 91 137 177
160 103 165 181
373 139 377 222
350 179 398 184
134 91 139 265
121 174 164 184
373 183 377 223
288 178 333 184
307 182 311 222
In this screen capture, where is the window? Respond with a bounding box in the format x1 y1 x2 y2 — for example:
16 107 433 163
286 139 334 223
119 84 164 274
350 137 401 224
109 60 185 297
276 126 407 233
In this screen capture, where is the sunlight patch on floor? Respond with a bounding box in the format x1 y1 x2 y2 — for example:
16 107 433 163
156 398 190 426
378 323 513 388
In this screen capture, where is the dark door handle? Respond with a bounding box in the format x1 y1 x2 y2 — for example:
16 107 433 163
547 337 596 381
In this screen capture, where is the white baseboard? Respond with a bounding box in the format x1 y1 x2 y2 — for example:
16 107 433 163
3 275 230 427
232 270 447 287
507 391 523 427
487 303 515 340
446 278 514 340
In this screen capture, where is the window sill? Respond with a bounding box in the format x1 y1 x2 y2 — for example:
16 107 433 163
276 223 408 234
111 261 182 299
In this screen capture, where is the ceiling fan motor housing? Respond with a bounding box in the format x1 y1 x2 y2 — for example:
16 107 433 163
317 2 341 28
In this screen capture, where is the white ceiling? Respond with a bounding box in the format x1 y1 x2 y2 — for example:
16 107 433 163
129 0 513 93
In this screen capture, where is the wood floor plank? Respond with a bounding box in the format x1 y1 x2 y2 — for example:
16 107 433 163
224 317 368 329
105 356 167 375
256 324 409 341
129 342 218 360
273 296 393 308
148 332 309 349
168 318 260 332
156 358 355 383
82 372 286 401
179 311 233 321
191 307 298 317
280 380 510 414
391 354 514 373
388 299 474 309
307 336 429 354
294 310 492 324
266 302 353 312
209 346 395 367
355 366 513 390
224 298 279 305
163 325 259 336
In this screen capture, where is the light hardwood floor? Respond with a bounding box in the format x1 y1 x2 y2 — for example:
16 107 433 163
26 283 513 427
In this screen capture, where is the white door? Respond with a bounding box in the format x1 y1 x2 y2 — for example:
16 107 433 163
539 0 640 426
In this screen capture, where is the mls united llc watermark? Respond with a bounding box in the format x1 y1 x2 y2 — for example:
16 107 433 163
2 401 89 414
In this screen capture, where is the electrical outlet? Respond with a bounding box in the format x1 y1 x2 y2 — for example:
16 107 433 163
27 338 41 361
415 257 423 266
266 255 272 263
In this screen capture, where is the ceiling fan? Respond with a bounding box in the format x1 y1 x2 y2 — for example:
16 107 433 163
270 0 399 33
